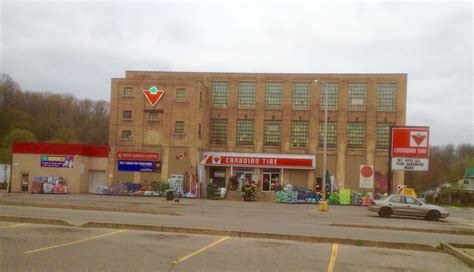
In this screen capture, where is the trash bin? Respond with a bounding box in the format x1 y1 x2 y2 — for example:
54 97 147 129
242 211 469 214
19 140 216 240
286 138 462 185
319 200 328 211
166 189 175 201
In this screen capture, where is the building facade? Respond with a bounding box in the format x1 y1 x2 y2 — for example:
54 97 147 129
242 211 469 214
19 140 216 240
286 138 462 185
108 71 407 194
11 142 109 193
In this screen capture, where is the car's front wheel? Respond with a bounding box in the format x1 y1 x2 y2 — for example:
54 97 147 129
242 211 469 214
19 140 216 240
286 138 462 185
427 210 441 221
378 207 393 218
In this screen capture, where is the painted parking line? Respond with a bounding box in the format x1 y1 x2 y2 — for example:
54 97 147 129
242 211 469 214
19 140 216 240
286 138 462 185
327 243 339 272
172 236 230 265
0 223 30 229
24 229 127 254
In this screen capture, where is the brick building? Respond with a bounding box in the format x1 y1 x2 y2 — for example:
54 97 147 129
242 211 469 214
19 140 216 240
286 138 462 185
108 71 407 195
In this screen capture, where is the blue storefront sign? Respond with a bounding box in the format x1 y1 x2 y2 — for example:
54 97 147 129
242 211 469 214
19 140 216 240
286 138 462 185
117 160 161 172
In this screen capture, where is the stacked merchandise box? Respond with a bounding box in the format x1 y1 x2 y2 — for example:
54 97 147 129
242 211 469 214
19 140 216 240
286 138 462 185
339 189 351 205
32 180 43 193
37 176 68 194
110 183 128 195
275 185 298 203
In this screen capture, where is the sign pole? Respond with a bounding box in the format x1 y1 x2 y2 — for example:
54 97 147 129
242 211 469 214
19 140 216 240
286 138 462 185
388 125 394 194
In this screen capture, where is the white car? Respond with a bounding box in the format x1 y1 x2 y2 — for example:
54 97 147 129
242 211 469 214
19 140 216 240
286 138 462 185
368 194 449 221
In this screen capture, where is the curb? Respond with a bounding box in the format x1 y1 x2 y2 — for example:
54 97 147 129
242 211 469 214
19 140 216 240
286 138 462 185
0 215 73 226
440 242 474 267
81 221 437 252
330 223 474 236
0 200 181 216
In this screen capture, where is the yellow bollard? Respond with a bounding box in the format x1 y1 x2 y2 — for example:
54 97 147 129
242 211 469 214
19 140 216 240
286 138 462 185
319 200 328 211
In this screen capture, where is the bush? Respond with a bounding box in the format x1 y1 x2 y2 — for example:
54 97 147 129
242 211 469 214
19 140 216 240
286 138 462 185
151 181 169 193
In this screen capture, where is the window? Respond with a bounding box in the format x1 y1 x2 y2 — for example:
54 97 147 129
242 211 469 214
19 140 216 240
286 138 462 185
238 82 256 109
175 121 184 134
199 92 203 104
212 81 228 108
348 83 367 111
318 122 337 148
292 83 310 110
148 111 159 120
265 82 283 109
291 121 309 147
236 120 254 145
123 87 133 97
377 83 397 111
198 123 202 137
121 130 131 139
176 88 187 102
210 119 228 145
347 122 366 148
264 120 281 146
320 83 338 110
122 110 132 119
404 197 419 205
376 123 393 149
389 196 403 203
464 180 469 185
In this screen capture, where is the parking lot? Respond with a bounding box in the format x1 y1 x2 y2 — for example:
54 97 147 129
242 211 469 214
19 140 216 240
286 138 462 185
0 222 470 272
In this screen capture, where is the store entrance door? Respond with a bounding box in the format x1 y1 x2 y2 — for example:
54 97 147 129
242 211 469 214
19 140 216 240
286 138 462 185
262 172 280 192
21 173 29 192
209 167 226 188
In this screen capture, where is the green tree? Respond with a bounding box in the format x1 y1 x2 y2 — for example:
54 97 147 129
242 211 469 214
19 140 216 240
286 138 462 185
0 128 37 163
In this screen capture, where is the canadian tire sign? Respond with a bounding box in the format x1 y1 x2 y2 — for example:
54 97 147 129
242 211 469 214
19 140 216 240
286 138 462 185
391 126 430 171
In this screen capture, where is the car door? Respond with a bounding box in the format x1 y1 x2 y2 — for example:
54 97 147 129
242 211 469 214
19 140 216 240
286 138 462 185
405 196 426 216
402 196 423 216
388 196 405 215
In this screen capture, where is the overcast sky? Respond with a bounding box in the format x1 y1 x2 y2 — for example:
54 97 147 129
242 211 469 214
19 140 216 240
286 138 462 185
0 1 472 145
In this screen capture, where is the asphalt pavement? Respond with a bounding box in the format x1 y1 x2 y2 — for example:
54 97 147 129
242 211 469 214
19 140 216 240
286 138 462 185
1 204 473 247
0 223 471 272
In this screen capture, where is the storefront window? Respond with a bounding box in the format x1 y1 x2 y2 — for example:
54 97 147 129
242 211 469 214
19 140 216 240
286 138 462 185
176 88 187 102
377 83 397 112
291 120 309 148
238 82 256 109
292 83 310 110
348 83 367 111
320 82 339 110
265 82 283 109
347 122 366 148
210 119 228 145
212 81 228 108
236 120 254 145
264 120 281 146
318 122 337 148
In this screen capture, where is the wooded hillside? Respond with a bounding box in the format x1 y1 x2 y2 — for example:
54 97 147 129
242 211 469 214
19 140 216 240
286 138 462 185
0 74 109 163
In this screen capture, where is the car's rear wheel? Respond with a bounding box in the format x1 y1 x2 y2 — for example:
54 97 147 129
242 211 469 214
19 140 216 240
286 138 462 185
427 210 441 221
378 207 392 218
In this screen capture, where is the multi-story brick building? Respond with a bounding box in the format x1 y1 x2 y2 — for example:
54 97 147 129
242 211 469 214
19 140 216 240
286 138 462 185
108 71 406 196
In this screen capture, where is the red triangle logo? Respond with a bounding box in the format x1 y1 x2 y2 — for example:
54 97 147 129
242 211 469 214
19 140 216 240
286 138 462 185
412 134 426 146
143 86 165 106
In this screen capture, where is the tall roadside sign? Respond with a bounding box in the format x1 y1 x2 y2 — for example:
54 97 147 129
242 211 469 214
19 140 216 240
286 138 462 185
388 126 430 192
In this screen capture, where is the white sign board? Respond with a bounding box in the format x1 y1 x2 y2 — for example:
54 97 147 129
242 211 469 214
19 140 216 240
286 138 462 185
391 157 429 171
359 165 374 189
0 164 11 184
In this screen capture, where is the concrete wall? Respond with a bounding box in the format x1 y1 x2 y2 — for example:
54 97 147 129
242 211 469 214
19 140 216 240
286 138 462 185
11 154 107 193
